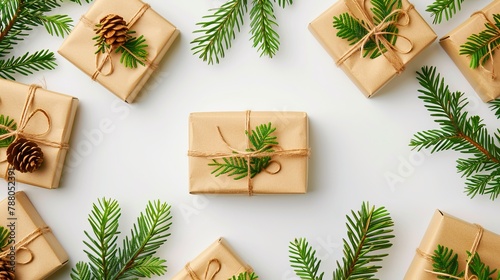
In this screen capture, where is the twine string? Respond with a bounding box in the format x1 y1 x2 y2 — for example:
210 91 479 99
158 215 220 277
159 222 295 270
420 224 484 280
0 85 68 178
187 111 311 195
470 11 500 80
0 226 51 265
185 258 221 280
0 85 68 149
336 0 415 73
89 2 155 80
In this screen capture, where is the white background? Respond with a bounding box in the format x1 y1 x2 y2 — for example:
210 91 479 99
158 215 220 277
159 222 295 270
5 0 500 279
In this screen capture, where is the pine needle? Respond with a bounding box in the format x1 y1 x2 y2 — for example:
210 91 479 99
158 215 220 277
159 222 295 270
426 0 466 24
332 0 401 59
289 202 394 280
410 66 500 200
191 0 292 64
71 198 171 280
0 0 91 79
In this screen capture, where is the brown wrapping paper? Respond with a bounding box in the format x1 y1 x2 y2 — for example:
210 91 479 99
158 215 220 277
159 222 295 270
172 238 253 280
0 191 68 279
308 0 436 97
404 209 500 279
440 1 500 102
188 111 309 194
0 79 78 189
58 0 179 103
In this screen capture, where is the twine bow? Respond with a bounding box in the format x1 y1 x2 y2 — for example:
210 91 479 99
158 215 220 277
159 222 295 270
185 258 221 280
0 85 68 174
336 0 414 73
79 2 155 80
468 11 500 80
420 224 484 280
0 226 52 265
187 111 310 195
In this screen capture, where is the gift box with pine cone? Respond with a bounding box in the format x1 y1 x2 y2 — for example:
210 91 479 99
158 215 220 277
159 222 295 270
0 191 68 279
308 0 437 97
58 0 179 103
404 209 500 279
440 1 500 102
172 238 253 280
188 111 310 195
0 79 78 189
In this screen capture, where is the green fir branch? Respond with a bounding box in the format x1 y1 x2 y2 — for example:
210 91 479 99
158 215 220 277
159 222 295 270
40 14 73 37
431 245 500 280
209 122 278 180
191 0 292 64
431 245 463 278
426 0 466 24
71 198 171 280
0 226 9 250
489 99 500 118
229 272 259 280
191 0 248 64
289 202 394 280
0 49 56 80
93 28 149 69
289 238 324 280
118 35 149 68
71 262 92 280
333 202 394 280
276 0 293 8
410 66 500 200
113 200 171 279
250 0 280 58
333 0 401 59
460 14 500 69
0 0 93 79
0 115 17 148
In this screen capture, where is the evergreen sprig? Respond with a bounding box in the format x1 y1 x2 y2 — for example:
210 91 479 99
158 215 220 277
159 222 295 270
410 66 500 200
431 245 500 280
209 122 278 180
229 272 259 280
459 14 500 69
93 29 149 69
70 198 172 280
426 0 466 24
0 115 16 148
0 226 8 250
0 0 93 80
191 0 293 64
289 202 394 280
333 0 401 59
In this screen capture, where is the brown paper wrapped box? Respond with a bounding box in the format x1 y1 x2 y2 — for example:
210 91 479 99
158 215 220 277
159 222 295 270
0 191 68 279
0 79 78 189
172 238 253 280
188 111 310 194
58 0 179 103
404 209 500 279
308 0 436 97
440 1 500 102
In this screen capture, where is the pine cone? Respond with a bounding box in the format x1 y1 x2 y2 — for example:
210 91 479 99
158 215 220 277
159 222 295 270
6 138 43 173
0 258 15 280
95 14 129 49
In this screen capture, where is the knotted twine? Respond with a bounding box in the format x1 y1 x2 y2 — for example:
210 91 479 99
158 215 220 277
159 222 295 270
416 224 484 280
187 111 310 196
466 11 500 80
336 0 415 74
185 258 221 280
79 2 156 80
0 85 68 176
0 226 52 265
